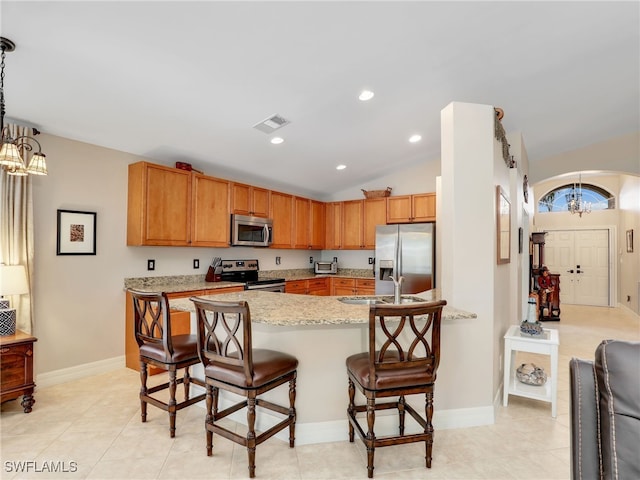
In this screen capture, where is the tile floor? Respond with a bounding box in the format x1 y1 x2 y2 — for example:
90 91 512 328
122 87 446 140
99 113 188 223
1 304 638 479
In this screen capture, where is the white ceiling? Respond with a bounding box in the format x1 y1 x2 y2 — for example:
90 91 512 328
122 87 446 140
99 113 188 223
2 1 638 198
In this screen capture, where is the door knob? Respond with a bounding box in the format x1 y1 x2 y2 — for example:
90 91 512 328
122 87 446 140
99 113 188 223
567 269 574 273
576 270 583 274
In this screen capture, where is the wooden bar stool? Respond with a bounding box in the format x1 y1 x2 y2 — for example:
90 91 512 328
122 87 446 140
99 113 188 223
128 289 206 438
346 300 446 478
190 297 298 478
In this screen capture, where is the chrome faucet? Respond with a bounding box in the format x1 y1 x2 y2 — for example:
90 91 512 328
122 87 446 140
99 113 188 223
389 275 404 304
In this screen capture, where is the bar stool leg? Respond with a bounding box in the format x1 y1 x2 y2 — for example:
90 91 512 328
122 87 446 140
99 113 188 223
247 396 257 478
425 391 434 468
347 379 355 442
168 369 177 438
205 384 214 456
140 361 148 423
366 396 375 479
288 377 296 448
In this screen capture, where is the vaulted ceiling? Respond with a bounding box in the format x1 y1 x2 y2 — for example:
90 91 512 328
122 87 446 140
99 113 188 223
2 1 638 197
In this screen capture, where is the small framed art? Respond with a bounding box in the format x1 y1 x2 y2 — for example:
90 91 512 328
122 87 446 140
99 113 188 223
57 209 97 255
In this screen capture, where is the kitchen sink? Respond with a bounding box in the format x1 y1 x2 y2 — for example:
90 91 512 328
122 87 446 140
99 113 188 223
338 296 386 305
378 295 428 304
338 295 427 305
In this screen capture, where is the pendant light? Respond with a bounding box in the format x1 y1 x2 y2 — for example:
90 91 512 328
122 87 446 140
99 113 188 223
0 37 48 176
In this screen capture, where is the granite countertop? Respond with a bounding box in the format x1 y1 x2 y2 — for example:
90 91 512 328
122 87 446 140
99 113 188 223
124 276 244 293
124 269 374 293
169 289 476 327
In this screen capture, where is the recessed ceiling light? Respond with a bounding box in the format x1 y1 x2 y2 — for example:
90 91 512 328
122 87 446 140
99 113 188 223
336 164 347 170
270 137 284 145
409 134 422 143
358 90 374 101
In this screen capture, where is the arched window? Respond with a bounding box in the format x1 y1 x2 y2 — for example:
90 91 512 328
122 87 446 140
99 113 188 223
538 183 615 213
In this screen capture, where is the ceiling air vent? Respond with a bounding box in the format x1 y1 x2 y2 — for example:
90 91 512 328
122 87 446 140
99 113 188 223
253 114 291 134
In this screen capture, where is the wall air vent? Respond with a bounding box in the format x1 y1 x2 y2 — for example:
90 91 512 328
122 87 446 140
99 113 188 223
253 114 291 133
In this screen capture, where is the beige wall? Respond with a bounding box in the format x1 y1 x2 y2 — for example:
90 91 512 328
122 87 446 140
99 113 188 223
528 131 639 184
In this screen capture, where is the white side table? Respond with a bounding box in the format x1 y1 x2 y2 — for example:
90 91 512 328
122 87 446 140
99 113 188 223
503 325 559 417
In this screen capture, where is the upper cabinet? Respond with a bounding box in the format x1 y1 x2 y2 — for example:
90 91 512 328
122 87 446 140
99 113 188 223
342 200 365 249
191 173 230 247
127 162 230 247
340 198 386 250
386 193 436 223
231 182 269 218
128 160 435 250
128 162 192 246
325 202 343 250
270 191 294 249
363 198 387 249
294 197 325 249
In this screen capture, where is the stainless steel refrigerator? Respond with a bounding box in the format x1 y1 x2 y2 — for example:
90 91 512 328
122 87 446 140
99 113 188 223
375 224 435 295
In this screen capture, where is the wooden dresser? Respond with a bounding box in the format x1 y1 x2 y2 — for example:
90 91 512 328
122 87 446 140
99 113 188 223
0 330 37 412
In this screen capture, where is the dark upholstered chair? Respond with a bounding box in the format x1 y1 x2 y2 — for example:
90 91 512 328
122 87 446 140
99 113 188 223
190 297 298 478
569 339 640 480
346 300 446 478
128 289 206 437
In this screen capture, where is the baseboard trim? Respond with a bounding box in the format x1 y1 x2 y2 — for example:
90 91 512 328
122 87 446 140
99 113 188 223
36 356 125 388
617 302 640 317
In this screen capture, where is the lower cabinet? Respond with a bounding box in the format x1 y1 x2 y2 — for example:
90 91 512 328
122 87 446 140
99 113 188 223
285 278 330 296
330 277 375 295
125 286 244 373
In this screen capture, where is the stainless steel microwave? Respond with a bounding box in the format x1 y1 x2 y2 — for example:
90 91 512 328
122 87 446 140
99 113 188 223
231 214 273 247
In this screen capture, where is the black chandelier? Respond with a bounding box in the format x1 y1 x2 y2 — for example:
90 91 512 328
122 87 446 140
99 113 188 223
0 37 48 176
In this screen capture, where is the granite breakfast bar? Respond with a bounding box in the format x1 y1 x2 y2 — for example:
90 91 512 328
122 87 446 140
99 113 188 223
166 289 476 445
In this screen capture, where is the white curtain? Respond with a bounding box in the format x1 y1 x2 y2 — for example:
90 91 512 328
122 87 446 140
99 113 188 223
0 123 35 333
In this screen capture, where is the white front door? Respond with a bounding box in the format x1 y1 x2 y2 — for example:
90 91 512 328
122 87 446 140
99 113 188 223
542 229 610 306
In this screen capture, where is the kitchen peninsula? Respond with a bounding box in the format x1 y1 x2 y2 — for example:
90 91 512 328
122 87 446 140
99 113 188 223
124 274 476 444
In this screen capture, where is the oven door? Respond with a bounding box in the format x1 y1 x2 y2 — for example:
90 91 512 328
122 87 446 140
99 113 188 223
231 215 273 247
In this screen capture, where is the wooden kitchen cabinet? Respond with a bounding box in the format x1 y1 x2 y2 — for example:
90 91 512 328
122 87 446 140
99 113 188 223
231 182 269 218
270 191 294 248
325 202 343 249
0 330 37 413
293 197 311 249
332 277 356 295
331 277 375 295
285 278 330 295
294 197 325 249
285 280 307 294
341 199 385 249
191 173 230 247
356 278 375 295
363 198 387 249
386 193 436 223
128 162 192 246
309 200 326 249
307 277 330 295
342 200 365 249
128 162 231 247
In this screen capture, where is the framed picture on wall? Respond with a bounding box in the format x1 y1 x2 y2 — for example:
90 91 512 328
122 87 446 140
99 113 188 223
57 209 97 255
627 229 634 253
496 186 511 264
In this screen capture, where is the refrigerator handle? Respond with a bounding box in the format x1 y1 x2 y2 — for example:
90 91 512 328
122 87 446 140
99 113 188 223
397 235 402 276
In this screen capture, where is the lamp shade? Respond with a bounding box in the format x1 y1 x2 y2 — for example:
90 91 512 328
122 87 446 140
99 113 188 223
0 265 29 295
26 152 48 175
0 141 24 167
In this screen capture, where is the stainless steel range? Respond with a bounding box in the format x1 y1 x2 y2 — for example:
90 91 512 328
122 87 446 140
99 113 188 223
219 259 286 292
